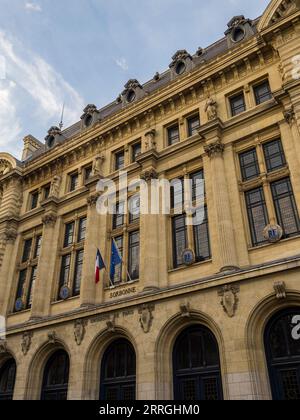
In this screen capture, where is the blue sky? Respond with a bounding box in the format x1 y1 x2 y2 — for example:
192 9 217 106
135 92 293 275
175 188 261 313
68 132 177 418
0 0 270 158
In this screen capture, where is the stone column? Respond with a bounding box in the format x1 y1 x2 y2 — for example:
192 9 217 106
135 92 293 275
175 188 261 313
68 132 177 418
204 140 239 272
30 212 60 319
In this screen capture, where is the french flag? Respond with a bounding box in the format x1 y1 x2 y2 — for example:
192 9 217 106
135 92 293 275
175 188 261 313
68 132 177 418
95 249 106 284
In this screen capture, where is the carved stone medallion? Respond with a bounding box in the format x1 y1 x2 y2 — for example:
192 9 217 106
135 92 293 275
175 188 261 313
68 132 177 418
218 285 240 318
21 332 33 356
139 304 154 334
74 320 87 346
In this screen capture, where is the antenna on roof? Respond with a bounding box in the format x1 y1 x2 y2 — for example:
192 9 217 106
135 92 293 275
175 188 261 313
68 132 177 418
59 103 65 131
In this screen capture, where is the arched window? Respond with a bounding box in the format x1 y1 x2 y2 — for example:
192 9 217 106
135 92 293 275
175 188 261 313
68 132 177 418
100 339 136 400
41 350 70 400
0 359 16 400
265 308 300 400
173 325 223 400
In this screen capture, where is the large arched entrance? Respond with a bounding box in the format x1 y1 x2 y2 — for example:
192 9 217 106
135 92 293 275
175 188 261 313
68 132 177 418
265 308 300 400
100 338 136 400
0 358 16 400
41 350 70 400
173 325 223 400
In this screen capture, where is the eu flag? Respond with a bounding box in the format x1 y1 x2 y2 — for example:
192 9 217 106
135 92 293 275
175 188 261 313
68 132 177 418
110 240 122 282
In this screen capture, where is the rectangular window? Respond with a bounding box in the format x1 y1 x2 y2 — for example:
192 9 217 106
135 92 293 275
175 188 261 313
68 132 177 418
128 231 140 280
191 171 204 202
34 235 42 259
271 178 300 238
27 266 37 309
171 178 184 209
78 217 87 242
254 81 272 105
30 191 39 210
69 173 79 192
115 151 125 171
167 124 180 146
239 148 260 181
59 254 71 291
132 143 142 162
43 185 51 200
22 239 32 263
230 93 246 117
15 269 27 302
172 215 187 268
113 236 123 284
187 115 200 137
245 187 269 246
193 207 211 262
113 202 125 229
73 250 84 296
64 222 75 248
84 166 93 181
263 139 286 173
129 195 140 224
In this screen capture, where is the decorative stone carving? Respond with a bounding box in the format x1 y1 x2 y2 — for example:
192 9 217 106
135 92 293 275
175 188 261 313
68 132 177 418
274 281 287 300
169 50 192 68
81 104 100 128
121 79 143 104
284 107 295 125
4 228 17 244
263 223 283 243
48 331 57 344
139 304 154 333
226 15 251 31
180 303 191 318
0 340 7 354
145 129 157 151
87 192 101 207
74 320 87 346
106 317 116 333
218 285 240 318
92 155 105 176
205 97 218 121
140 169 158 182
42 212 57 226
45 126 62 148
153 72 160 81
204 141 225 158
49 175 61 198
21 332 33 356
0 159 12 176
278 63 287 83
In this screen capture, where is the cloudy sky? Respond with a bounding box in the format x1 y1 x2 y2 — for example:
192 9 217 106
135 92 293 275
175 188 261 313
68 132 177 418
0 0 270 158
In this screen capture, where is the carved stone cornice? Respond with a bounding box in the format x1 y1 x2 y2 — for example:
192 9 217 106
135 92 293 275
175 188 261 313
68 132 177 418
204 141 225 158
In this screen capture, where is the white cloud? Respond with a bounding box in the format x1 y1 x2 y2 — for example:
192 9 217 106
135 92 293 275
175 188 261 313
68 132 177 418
0 31 84 156
25 2 42 12
115 57 129 71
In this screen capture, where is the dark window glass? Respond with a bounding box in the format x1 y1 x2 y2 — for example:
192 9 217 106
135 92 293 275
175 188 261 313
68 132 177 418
128 231 140 281
22 239 32 262
191 171 204 202
245 187 269 246
64 222 75 248
172 215 187 268
193 207 211 262
27 266 37 309
34 235 42 259
31 191 39 210
263 139 286 173
113 202 125 229
129 196 140 223
271 178 300 238
69 173 78 192
43 185 50 200
41 351 69 401
254 81 272 105
115 151 125 171
187 115 200 137
239 148 260 181
171 178 184 209
132 143 141 162
168 124 180 146
73 250 84 296
59 254 71 292
113 236 123 284
0 359 16 400
84 166 92 181
230 93 246 116
15 269 27 302
78 217 87 242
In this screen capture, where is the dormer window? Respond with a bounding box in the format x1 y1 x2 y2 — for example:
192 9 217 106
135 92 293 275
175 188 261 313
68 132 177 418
175 62 186 75
231 26 245 43
47 136 55 148
169 50 194 80
126 89 136 103
121 80 143 106
80 104 100 129
84 113 93 127
45 126 62 149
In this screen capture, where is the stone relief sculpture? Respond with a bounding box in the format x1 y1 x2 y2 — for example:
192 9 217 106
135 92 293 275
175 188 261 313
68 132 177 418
49 175 61 198
92 155 105 176
0 160 12 176
139 304 154 333
205 97 218 121
218 285 240 318
74 320 87 346
21 332 33 356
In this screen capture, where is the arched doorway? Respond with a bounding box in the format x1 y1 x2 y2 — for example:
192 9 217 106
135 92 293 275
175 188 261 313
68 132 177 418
173 325 223 400
41 350 70 400
0 359 16 400
100 339 136 400
265 308 300 400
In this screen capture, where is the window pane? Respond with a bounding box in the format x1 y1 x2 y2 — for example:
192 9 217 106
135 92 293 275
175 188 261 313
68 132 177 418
128 231 140 280
254 81 272 105
132 143 141 162
239 149 260 181
15 269 27 302
129 196 140 223
59 254 71 291
43 185 50 200
78 218 87 242
187 115 200 137
34 235 42 259
22 239 32 263
113 236 123 284
27 266 37 309
69 173 78 192
31 191 39 209
230 93 246 116
171 179 184 209
168 125 180 146
113 202 125 229
245 187 269 246
73 250 84 296
263 139 286 173
84 166 92 181
64 222 75 248
172 215 187 268
115 152 125 170
191 171 204 202
193 207 211 262
271 178 300 238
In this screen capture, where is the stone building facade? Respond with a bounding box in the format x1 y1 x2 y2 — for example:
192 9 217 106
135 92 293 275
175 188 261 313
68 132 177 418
1 0 300 400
